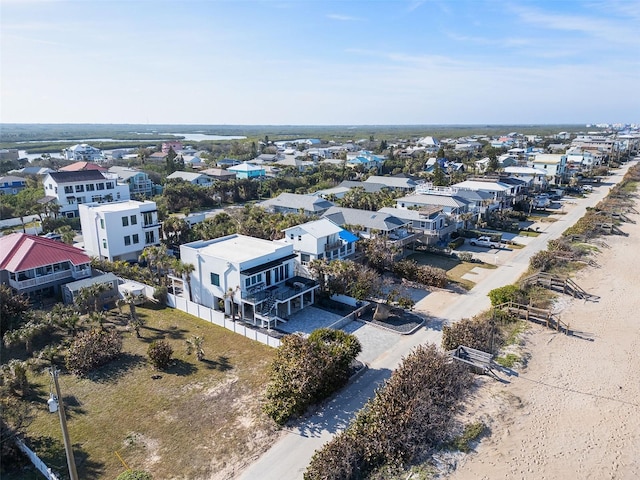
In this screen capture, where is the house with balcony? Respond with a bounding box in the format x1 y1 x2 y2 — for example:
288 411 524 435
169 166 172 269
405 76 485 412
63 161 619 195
0 175 27 195
322 206 414 244
280 218 358 272
79 200 161 262
62 144 105 163
364 175 417 192
43 170 130 218
378 206 451 245
531 154 568 185
180 234 319 328
0 233 92 300
109 166 155 197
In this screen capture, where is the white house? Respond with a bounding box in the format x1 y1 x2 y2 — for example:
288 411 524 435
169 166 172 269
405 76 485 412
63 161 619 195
532 154 567 184
79 200 161 262
43 171 130 218
378 207 451 245
62 144 105 162
280 218 358 269
180 234 319 328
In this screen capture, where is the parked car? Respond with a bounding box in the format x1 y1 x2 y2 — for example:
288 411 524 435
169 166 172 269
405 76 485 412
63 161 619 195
469 236 500 248
532 194 551 209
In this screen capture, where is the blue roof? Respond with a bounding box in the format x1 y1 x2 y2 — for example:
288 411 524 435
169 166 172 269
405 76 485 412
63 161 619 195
338 230 359 243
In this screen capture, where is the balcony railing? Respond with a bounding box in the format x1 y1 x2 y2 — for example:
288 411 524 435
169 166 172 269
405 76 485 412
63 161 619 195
10 268 91 290
324 240 343 252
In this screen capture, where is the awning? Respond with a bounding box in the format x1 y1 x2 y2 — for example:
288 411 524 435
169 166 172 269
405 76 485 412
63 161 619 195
240 253 298 276
338 230 359 243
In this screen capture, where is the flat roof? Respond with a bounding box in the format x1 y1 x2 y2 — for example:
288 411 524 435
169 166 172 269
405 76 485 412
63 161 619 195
81 200 156 212
197 234 288 264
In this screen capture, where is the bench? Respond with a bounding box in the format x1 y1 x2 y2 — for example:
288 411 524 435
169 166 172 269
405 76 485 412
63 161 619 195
450 345 493 374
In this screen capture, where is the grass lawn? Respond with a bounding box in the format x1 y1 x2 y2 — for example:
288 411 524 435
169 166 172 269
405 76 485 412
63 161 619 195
408 252 496 290
13 304 279 480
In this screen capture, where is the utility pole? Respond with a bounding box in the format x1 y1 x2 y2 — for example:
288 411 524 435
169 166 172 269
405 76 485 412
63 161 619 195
50 367 79 480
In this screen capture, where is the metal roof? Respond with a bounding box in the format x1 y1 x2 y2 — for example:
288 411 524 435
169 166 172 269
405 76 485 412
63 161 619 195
0 233 91 272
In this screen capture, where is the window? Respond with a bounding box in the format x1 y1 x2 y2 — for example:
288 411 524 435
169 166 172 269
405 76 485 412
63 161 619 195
75 185 84 192
86 184 95 191
122 216 129 227
143 211 154 226
290 234 294 239
92 195 102 202
130 215 137 225
106 182 114 189
210 273 220 286
100 218 105 229
64 186 73 194
301 253 310 264
96 183 105 190
145 231 155 244
132 234 139 244
102 239 107 249
298 235 302 241
124 235 131 246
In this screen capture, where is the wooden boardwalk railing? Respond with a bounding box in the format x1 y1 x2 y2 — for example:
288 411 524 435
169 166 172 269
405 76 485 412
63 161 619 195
521 272 599 301
494 301 569 334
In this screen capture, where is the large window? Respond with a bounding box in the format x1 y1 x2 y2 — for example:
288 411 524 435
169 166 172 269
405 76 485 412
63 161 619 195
130 215 137 225
145 231 155 244
75 185 84 192
86 184 95 192
210 273 220 286
122 216 129 227
106 182 114 189
132 234 139 244
124 235 131 246
64 186 73 194
96 183 105 191
143 211 154 226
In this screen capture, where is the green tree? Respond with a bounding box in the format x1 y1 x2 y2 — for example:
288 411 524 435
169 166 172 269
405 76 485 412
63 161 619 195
147 340 173 370
185 335 205 361
432 162 448 186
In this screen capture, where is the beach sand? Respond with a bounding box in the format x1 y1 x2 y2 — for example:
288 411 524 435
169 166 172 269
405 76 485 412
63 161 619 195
447 201 640 480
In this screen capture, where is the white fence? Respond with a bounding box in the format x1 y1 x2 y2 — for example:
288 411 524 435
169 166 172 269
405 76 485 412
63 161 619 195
15 437 61 480
167 293 281 348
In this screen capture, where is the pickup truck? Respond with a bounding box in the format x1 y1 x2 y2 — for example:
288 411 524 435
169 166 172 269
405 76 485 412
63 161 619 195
469 236 500 249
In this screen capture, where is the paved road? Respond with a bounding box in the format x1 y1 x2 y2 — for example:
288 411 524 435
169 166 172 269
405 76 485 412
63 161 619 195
237 163 635 480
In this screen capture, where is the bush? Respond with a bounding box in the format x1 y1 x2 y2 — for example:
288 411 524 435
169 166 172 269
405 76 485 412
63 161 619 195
66 329 123 376
457 251 473 262
488 285 526 306
448 237 465 249
116 470 153 480
305 344 472 479
264 329 361 425
153 286 168 304
147 340 173 370
529 250 559 272
441 316 499 353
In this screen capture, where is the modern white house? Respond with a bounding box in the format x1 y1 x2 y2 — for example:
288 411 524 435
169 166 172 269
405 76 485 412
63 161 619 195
0 233 92 300
79 200 161 262
62 144 105 162
43 171 130 217
180 234 319 328
280 218 359 270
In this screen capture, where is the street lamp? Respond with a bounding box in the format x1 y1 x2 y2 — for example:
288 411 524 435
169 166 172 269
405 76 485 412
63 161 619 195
48 367 79 480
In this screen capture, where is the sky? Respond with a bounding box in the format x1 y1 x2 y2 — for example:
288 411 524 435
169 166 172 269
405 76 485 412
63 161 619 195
1 0 638 126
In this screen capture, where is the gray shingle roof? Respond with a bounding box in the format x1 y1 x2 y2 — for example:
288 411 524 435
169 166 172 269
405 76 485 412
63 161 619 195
322 206 408 232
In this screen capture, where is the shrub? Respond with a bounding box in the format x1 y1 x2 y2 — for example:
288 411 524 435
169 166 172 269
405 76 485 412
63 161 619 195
441 316 499 353
529 250 558 272
264 329 361 425
305 344 472 479
153 286 168 304
116 470 153 480
457 251 473 262
448 237 465 249
488 285 526 306
66 329 123 376
147 340 173 370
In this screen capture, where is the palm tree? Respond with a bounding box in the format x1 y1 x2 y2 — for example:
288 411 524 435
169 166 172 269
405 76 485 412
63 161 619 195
124 291 145 337
172 260 195 302
185 335 205 361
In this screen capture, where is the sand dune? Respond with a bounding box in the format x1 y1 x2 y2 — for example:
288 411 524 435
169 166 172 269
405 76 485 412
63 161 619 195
447 198 640 479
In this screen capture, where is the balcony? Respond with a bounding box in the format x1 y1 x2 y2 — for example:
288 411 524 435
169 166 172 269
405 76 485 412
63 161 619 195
324 240 343 252
9 268 91 291
243 276 318 305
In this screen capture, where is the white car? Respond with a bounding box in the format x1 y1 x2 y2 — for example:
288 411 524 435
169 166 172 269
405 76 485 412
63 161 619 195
469 236 500 248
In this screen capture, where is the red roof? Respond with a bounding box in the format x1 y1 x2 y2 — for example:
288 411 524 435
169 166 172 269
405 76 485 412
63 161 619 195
0 233 91 272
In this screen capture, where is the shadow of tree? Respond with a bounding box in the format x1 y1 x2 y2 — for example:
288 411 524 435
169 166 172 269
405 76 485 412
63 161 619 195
61 394 87 419
28 435 104 480
167 358 197 377
201 355 232 372
87 353 146 384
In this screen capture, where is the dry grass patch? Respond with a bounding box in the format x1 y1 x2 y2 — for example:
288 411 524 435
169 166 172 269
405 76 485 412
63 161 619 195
20 304 279 480
408 252 496 290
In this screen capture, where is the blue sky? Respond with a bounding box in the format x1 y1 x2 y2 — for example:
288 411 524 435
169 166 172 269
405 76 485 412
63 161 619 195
1 0 638 125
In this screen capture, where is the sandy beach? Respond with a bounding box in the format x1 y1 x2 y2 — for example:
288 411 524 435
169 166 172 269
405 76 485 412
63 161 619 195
447 197 640 479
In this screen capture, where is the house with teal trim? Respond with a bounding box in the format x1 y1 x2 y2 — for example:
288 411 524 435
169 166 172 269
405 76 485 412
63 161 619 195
227 162 265 179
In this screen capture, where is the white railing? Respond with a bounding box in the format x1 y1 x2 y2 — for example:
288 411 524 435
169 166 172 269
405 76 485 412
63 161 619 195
15 437 61 480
